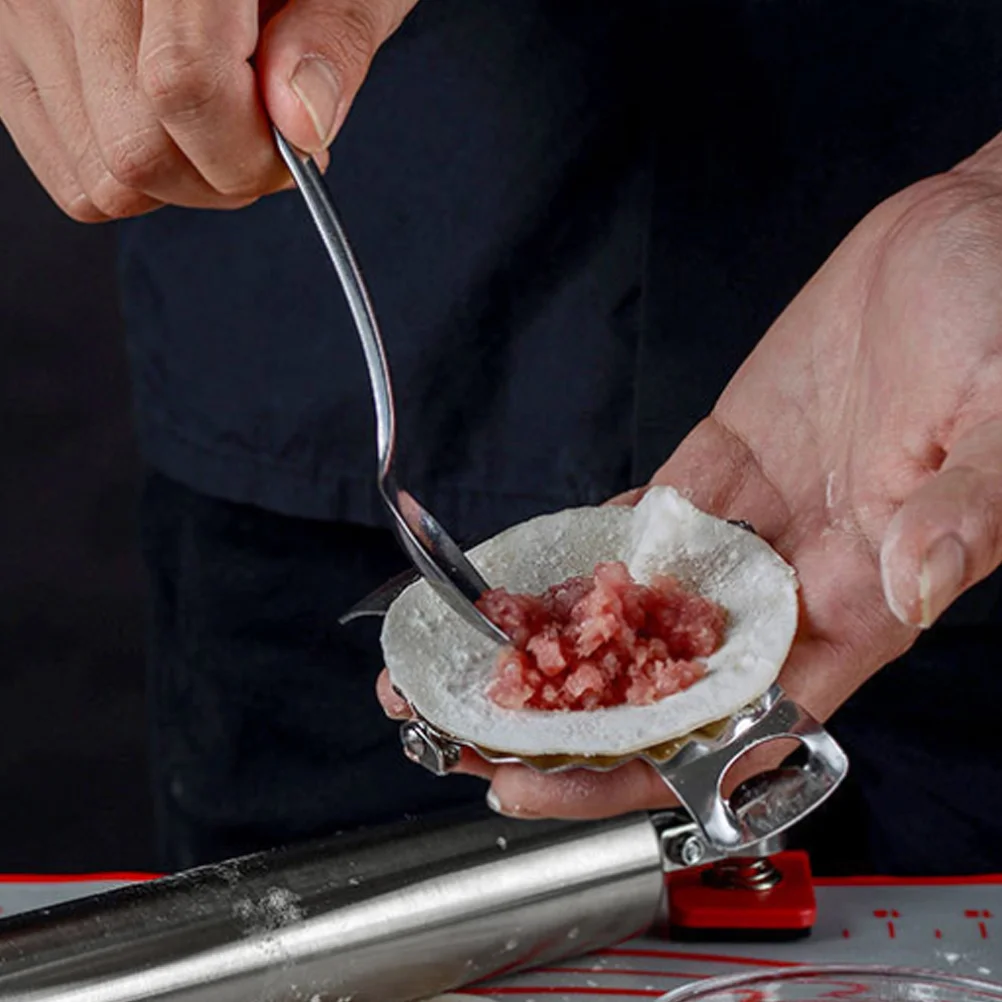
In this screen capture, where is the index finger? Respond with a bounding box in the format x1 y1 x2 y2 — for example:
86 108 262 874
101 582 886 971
137 0 287 197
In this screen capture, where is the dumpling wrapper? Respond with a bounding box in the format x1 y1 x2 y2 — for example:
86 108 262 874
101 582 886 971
382 486 798 759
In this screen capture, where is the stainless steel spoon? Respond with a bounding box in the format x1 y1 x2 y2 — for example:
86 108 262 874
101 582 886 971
274 130 509 645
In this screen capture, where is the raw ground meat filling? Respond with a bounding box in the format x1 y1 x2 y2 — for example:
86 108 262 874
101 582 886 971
476 561 728 712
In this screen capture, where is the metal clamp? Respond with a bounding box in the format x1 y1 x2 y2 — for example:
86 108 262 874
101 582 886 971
398 685 847 857
650 687 847 852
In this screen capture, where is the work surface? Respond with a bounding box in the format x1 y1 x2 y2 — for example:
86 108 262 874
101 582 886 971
2 876 1000 999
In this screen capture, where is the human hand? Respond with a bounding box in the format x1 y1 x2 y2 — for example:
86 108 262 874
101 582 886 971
0 0 417 220
379 135 1002 818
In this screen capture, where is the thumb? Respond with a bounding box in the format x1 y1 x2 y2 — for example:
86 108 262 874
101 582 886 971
258 0 418 155
881 415 1002 628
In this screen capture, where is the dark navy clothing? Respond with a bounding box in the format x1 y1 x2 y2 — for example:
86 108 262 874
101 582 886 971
139 472 487 871
119 1 1002 873
121 2 653 542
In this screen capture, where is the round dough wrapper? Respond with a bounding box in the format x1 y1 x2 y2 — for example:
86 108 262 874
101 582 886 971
382 486 798 758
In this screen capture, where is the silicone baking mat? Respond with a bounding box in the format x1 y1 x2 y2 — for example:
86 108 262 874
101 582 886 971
2 874 1000 999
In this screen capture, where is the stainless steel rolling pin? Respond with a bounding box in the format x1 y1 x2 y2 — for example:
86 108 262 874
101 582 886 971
0 807 714 1002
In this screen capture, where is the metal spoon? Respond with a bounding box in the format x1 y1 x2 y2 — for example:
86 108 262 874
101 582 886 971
274 130 508 646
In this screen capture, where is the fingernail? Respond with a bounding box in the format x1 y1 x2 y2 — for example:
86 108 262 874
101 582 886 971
918 533 966 628
290 57 340 150
486 788 538 818
384 688 409 718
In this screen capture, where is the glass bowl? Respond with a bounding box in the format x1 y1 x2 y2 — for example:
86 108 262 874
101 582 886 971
658 966 1002 1002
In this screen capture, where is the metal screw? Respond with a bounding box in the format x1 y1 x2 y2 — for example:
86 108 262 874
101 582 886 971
399 721 461 775
677 835 706 867
402 728 426 761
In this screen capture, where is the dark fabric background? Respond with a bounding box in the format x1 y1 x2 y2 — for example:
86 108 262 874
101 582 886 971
0 130 155 872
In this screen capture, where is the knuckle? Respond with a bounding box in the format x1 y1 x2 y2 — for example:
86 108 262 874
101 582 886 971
898 176 1002 250
139 40 227 119
870 175 1002 292
100 128 173 190
0 54 38 106
325 3 381 78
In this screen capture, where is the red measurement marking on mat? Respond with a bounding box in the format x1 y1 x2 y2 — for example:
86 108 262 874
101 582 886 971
873 909 900 938
842 928 850 938
601 947 801 969
821 980 874 999
965 909 993 939
935 929 943 939
541 966 705 981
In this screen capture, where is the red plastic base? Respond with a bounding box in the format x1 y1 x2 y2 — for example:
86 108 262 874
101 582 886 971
667 850 816 933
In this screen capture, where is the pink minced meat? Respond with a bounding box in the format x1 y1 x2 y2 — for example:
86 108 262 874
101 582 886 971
476 561 727 712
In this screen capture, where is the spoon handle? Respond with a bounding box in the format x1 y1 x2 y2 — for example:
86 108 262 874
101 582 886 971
273 129 396 473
